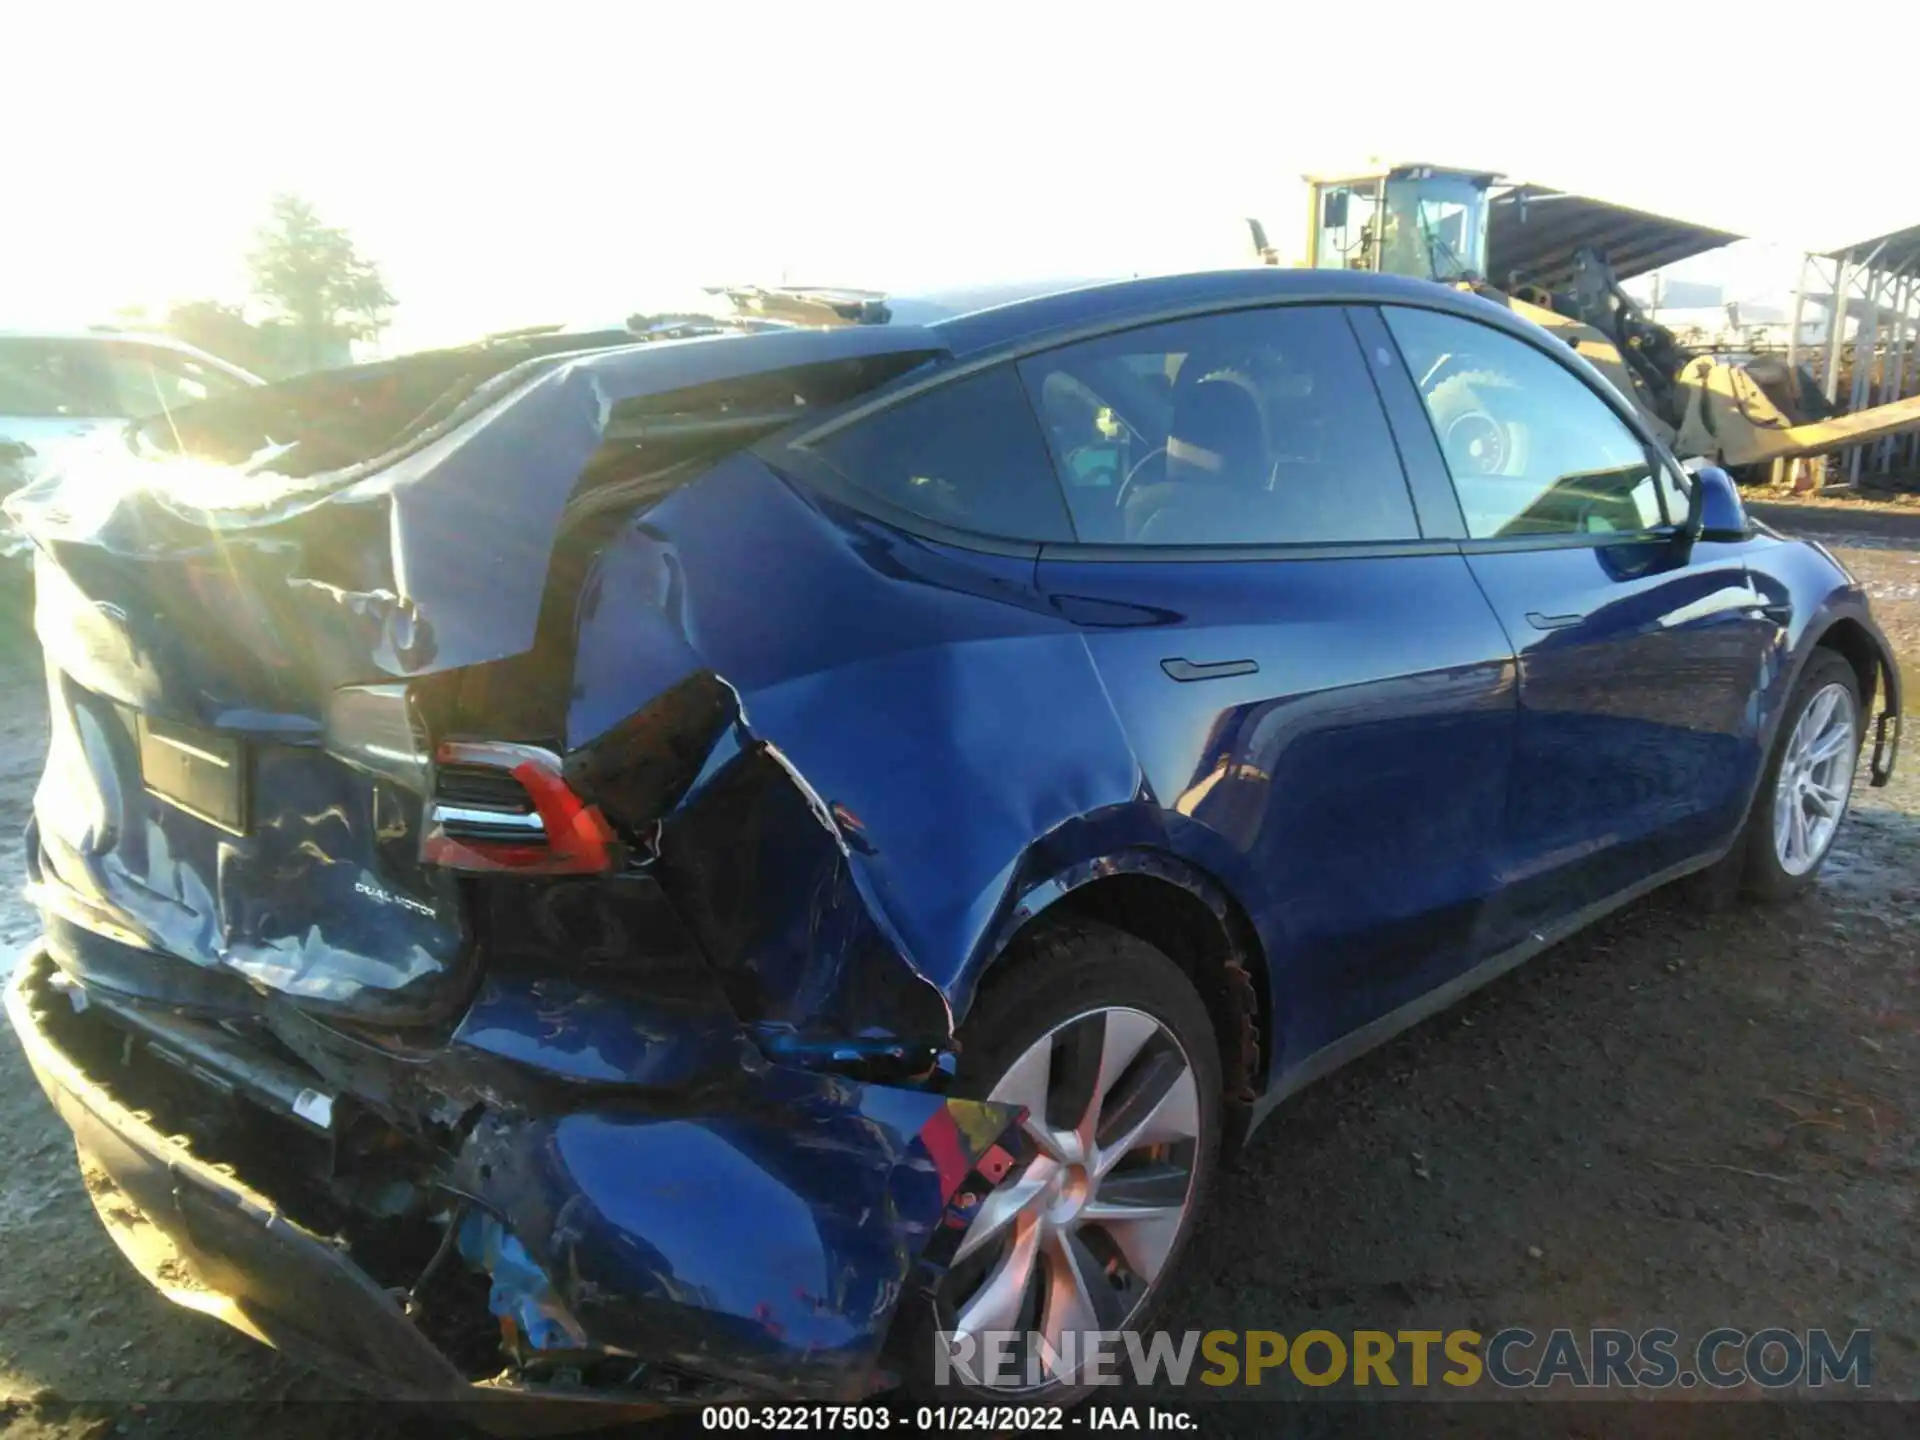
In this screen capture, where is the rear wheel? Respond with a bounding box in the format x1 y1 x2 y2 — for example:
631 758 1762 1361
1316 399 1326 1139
1743 649 1862 900
903 921 1222 1405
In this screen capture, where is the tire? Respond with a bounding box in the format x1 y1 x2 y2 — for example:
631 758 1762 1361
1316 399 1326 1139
1741 648 1863 901
898 919 1223 1407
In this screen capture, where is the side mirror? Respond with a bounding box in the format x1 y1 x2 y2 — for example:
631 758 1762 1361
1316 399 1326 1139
1321 189 1349 230
1683 464 1749 543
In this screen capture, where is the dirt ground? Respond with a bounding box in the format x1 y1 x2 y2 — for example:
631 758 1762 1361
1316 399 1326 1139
0 504 1916 1438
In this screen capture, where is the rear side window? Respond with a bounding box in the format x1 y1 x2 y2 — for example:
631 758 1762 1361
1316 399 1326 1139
806 364 1073 542
1382 306 1669 540
1016 306 1419 545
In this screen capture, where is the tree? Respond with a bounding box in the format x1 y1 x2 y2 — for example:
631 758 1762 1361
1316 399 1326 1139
164 300 283 377
247 195 395 372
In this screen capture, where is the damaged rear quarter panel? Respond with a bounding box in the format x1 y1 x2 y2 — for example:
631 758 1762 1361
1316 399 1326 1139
567 453 1147 1053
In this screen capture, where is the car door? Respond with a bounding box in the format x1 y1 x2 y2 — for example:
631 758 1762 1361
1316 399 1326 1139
1379 304 1785 941
1022 303 1520 1075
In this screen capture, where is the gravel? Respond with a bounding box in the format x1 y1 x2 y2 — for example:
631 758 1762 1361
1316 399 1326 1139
0 507 1915 1434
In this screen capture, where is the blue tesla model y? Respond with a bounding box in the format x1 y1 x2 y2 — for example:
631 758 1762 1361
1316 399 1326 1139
4 269 1900 1410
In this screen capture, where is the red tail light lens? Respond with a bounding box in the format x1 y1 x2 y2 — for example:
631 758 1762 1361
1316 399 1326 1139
423 741 617 875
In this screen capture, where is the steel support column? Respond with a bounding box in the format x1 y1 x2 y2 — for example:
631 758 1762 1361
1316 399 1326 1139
1824 250 1855 406
1786 251 1814 377
1876 274 1915 472
1846 267 1883 486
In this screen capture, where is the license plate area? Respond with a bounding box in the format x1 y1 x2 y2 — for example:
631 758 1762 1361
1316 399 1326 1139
137 715 247 834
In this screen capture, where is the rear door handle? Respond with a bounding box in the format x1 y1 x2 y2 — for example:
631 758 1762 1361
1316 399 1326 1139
1161 657 1259 682
1525 611 1585 631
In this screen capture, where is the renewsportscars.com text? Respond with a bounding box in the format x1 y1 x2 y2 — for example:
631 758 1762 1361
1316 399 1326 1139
936 1326 1872 1391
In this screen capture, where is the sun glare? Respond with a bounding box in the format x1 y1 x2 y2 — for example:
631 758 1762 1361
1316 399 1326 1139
4 2 1917 355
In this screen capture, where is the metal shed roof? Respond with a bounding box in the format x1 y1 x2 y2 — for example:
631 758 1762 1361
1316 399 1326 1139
1821 223 1920 273
1488 185 1741 291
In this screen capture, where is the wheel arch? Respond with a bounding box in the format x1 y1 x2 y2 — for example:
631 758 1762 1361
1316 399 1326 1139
1810 613 1888 716
1797 604 1902 785
959 848 1271 1123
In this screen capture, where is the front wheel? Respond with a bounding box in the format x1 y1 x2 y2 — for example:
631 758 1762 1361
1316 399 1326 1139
1744 649 1863 899
901 920 1222 1406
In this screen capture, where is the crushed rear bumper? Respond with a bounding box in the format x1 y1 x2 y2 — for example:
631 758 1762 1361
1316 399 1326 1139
5 948 1021 1411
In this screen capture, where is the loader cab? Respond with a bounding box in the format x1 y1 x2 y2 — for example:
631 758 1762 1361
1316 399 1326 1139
1307 165 1499 283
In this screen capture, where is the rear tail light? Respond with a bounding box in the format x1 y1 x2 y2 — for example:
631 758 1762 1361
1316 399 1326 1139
424 741 617 875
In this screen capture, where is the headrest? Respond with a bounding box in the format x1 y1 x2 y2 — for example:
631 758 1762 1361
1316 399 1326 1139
1166 375 1265 490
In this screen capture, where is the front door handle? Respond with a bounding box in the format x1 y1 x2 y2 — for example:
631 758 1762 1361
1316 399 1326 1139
1161 657 1259 682
1525 611 1585 631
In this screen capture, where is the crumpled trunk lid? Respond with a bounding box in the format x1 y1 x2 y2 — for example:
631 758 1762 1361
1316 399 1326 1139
9 326 945 1024
12 362 610 1021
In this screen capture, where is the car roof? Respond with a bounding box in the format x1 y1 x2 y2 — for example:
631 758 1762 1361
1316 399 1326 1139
923 267 1517 357
567 270 1545 377
461 270 1594 440
154 271 1579 463
786 267 1658 456
880 278 1119 327
0 329 263 382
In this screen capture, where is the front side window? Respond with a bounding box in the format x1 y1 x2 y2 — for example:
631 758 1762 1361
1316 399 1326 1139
1383 306 1669 540
806 364 1073 542
1017 306 1419 546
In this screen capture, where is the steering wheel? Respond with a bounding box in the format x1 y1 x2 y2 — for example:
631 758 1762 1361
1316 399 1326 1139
1420 359 1519 477
1114 445 1167 514
1442 410 1508 475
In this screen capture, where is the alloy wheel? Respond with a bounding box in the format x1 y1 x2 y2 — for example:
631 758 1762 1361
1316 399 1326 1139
940 1006 1203 1389
1772 681 1857 877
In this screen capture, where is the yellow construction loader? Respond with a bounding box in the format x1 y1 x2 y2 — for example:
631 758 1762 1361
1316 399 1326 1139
1254 163 1920 477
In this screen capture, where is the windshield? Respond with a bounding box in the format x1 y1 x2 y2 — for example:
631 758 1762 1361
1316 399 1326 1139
1380 175 1489 282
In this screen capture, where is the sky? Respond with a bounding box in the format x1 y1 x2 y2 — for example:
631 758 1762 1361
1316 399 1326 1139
5 1 1917 354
